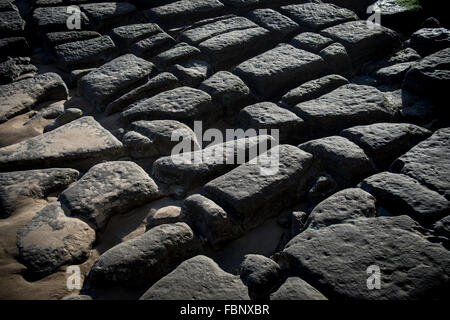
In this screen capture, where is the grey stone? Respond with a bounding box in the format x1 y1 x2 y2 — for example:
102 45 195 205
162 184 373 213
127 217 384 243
172 60 209 87
44 108 83 132
139 255 249 300
319 42 352 75
32 6 89 32
374 62 414 84
247 9 299 37
59 161 159 230
0 57 37 85
387 48 421 65
46 31 101 46
270 277 327 300
80 2 136 31
0 10 25 37
434 215 450 239
153 42 201 70
0 37 29 59
290 32 334 53
130 31 176 59
410 28 450 57
109 23 162 48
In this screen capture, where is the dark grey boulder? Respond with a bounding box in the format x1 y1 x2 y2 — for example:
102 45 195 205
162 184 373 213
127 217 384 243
130 31 176 59
80 2 136 31
109 23 163 49
153 42 201 70
139 255 249 300
17 202 95 277
171 60 210 87
409 28 450 57
434 215 450 239
318 42 352 75
59 161 159 230
290 32 334 53
0 10 25 37
32 6 89 32
44 108 83 132
0 37 29 59
270 277 327 300
0 56 37 85
307 173 339 205
374 61 414 84
45 31 101 47
247 8 299 37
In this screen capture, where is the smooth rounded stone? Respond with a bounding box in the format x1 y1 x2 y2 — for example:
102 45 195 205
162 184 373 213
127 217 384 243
305 188 377 230
139 255 249 300
0 72 68 124
391 127 450 200
59 161 159 230
146 205 184 229
61 295 93 300
281 215 450 299
321 20 401 66
179 15 258 45
0 57 37 85
31 104 65 120
280 74 348 107
281 3 357 32
17 202 95 277
238 102 304 142
409 28 450 57
374 61 414 84
387 48 421 65
55 36 118 70
0 117 123 171
182 194 244 249
341 122 431 170
130 31 176 59
33 6 90 32
292 84 395 138
299 136 376 188
152 135 275 188
0 168 79 218
359 172 450 225
318 42 352 75
105 72 179 115
203 145 317 225
172 60 210 87
434 215 450 239
290 32 334 53
153 42 200 70
44 108 83 132
0 37 29 59
86 222 202 288
0 10 25 37
80 2 136 31
122 86 216 126
270 277 327 300
45 31 101 47
402 47 450 104
247 8 299 37
123 119 200 159
146 0 225 26
199 71 253 117
198 27 273 69
109 23 162 48
233 44 326 99
240 254 282 299
307 173 339 205
78 54 153 110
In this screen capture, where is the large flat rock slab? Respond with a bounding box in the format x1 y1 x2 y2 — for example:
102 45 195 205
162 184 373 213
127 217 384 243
80 2 136 31
78 54 154 110
391 127 450 200
33 6 90 32
281 216 450 299
59 161 159 230
0 10 25 37
292 84 395 138
0 116 123 171
0 72 68 124
139 255 249 300
233 44 326 99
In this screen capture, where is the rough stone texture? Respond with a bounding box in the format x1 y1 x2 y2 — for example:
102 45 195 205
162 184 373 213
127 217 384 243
0 117 123 171
0 57 37 85
238 102 303 142
247 8 299 37
105 72 179 115
46 31 101 47
55 36 118 70
280 74 348 107
78 54 154 110
171 60 209 87
109 23 163 48
391 127 450 200
239 254 282 299
280 3 357 31
59 161 159 230
234 43 326 99
0 168 78 217
341 123 431 170
299 136 376 187
80 2 137 31
153 42 201 70
130 31 176 59
44 108 83 132
85 223 203 288
270 277 327 300
319 42 352 75
139 255 249 300
290 32 333 53
434 215 450 239
305 188 377 230
199 71 253 116
307 173 339 205
0 10 25 37
0 72 68 124
292 84 395 138
321 20 401 65
122 86 216 126
17 202 95 277
281 216 450 299
409 28 450 57
33 6 89 32
402 48 450 104
359 172 450 225
123 120 200 159
374 62 414 84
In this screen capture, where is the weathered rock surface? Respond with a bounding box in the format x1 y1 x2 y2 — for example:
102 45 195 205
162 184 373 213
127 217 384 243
153 42 200 70
409 28 450 57
281 216 450 299
33 6 89 32
130 31 176 59
0 57 37 85
44 108 83 132
0 117 123 171
59 161 159 230
109 23 163 49
85 222 202 288
45 31 101 47
247 8 299 37
290 32 334 53
0 72 68 124
270 277 327 300
391 127 450 200
80 2 137 31
17 202 95 277
139 255 249 300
